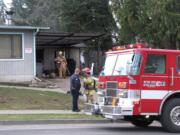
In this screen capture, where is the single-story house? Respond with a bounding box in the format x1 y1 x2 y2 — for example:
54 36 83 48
0 25 104 82
0 25 49 82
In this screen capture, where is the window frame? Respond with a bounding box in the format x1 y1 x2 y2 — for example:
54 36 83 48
144 54 166 75
112 52 136 76
0 32 24 61
176 55 180 74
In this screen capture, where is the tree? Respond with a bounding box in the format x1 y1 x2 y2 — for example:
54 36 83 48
12 0 117 50
0 0 5 24
12 0 60 31
59 0 117 50
12 0 38 25
111 0 180 49
145 0 180 49
59 0 116 33
28 0 61 31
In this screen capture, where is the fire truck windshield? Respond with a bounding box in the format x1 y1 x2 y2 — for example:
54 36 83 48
113 53 134 75
103 53 141 76
103 54 117 75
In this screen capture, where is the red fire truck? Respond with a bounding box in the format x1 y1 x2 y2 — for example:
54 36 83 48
85 43 180 132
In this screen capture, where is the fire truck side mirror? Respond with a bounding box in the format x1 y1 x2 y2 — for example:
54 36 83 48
100 70 105 76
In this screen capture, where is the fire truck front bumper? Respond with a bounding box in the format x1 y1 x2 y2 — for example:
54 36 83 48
84 103 133 120
84 103 102 115
101 106 133 120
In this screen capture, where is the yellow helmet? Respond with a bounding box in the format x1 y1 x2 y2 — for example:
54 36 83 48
59 51 63 55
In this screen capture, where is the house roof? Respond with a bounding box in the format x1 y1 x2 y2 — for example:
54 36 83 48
36 32 104 47
0 25 49 30
0 25 104 48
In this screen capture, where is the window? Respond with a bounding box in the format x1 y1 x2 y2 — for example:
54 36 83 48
113 53 134 75
0 34 22 59
103 54 117 75
144 55 166 74
177 56 180 73
102 53 141 76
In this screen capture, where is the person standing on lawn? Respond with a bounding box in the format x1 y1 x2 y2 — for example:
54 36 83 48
70 68 81 112
82 67 96 103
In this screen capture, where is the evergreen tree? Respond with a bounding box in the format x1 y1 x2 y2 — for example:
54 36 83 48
59 0 116 33
12 0 41 25
0 0 5 24
59 0 117 50
12 0 117 50
111 0 180 49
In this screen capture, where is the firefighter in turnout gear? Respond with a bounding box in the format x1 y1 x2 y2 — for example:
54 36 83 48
83 67 96 104
55 51 67 78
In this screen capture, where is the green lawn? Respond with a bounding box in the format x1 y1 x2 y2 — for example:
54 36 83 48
0 87 83 110
0 114 103 121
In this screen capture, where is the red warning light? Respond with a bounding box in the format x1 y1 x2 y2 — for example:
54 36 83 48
112 43 146 51
126 43 146 49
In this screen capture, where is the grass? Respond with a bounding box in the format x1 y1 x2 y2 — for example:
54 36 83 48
0 87 103 121
0 114 103 121
0 87 84 110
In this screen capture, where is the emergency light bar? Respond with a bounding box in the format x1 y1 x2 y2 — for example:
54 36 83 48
112 43 146 51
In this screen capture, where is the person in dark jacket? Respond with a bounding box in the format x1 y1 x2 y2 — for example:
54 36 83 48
70 68 81 112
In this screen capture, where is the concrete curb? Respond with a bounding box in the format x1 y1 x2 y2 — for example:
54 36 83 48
0 110 84 115
0 119 114 125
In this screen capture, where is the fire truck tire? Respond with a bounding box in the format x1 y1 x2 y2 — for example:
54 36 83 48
161 98 180 133
130 117 153 127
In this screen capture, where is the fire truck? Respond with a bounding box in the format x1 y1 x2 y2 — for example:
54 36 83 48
85 43 180 132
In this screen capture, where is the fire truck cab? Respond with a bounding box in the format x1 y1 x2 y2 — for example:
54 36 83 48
85 43 180 132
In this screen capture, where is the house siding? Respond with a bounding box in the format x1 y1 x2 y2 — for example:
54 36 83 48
0 29 35 82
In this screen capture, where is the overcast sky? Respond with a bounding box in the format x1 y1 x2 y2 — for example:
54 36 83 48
4 0 12 8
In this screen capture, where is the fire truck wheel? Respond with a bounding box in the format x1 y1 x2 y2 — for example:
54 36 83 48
161 98 180 133
130 117 153 127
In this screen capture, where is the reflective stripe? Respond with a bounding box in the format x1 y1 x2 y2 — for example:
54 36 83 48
141 90 169 99
140 113 158 115
142 75 168 78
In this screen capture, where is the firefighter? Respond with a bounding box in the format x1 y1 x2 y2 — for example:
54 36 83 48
83 67 97 104
55 51 67 78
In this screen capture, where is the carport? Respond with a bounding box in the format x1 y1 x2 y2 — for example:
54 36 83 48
36 32 104 76
36 32 103 47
